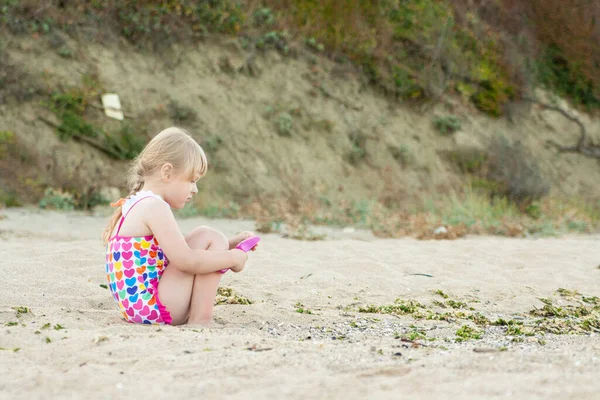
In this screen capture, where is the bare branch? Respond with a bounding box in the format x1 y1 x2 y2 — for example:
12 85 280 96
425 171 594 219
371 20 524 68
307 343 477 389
237 52 259 77
523 97 600 159
523 97 586 149
318 84 363 111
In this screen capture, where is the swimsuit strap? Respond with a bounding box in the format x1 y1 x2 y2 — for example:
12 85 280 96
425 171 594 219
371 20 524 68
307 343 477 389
114 196 155 237
114 215 126 237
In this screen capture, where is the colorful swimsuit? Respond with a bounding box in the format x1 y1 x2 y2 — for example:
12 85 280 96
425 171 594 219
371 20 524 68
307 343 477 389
105 191 172 324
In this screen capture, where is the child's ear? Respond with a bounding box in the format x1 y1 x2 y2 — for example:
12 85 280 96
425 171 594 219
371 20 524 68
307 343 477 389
160 163 174 181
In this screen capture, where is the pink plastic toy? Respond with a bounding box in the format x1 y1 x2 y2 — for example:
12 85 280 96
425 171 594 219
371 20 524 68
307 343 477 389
235 236 261 252
220 236 260 274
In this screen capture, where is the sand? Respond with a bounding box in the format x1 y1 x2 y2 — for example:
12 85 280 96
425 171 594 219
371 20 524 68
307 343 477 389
1 208 599 400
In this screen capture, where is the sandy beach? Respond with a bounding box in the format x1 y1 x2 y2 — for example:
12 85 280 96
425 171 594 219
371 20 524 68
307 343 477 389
1 208 599 400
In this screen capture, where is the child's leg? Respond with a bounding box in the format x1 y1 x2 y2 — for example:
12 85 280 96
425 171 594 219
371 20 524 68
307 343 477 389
187 228 229 325
157 226 228 325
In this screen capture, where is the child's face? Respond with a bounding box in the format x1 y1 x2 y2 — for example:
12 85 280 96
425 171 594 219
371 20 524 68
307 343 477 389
165 172 199 209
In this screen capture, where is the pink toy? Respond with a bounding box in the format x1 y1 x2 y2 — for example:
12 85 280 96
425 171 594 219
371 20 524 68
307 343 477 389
235 236 261 252
220 236 260 274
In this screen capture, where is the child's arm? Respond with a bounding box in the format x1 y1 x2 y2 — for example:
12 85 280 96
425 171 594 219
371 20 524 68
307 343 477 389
143 199 246 274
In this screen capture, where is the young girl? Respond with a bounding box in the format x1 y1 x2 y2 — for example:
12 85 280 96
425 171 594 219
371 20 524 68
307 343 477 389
102 127 256 326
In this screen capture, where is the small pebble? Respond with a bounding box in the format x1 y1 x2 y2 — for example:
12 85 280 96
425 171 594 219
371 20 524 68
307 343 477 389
93 335 109 344
434 226 448 235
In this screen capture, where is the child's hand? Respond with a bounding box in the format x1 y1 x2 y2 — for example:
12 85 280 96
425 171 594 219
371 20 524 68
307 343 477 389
229 231 259 251
230 249 248 273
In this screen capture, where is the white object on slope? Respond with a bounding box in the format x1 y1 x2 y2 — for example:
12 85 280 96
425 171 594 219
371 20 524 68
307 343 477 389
101 93 124 120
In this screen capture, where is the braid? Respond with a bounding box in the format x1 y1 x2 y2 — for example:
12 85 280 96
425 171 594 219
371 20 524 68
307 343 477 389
128 175 144 196
102 165 143 244
127 162 145 196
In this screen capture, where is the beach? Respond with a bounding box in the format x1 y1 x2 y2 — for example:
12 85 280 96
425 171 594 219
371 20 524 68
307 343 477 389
1 208 599 399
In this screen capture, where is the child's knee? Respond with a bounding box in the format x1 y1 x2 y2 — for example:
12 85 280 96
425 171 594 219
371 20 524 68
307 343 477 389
206 227 228 250
187 226 228 250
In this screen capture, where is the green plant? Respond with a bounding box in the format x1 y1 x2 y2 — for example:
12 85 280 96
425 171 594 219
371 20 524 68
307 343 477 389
48 83 146 161
39 188 76 211
347 145 366 165
492 318 523 326
57 46 73 58
49 90 98 141
455 325 482 342
358 299 425 316
536 45 600 109
446 300 468 309
582 296 599 305
346 131 367 165
203 135 223 154
256 30 288 52
295 302 313 314
0 130 16 158
105 124 146 160
388 144 412 166
392 66 424 100
469 69 516 117
447 148 489 174
505 325 524 336
201 135 225 170
215 287 253 305
110 1 245 43
80 189 110 210
0 187 21 207
525 293 600 335
253 8 275 26
404 326 426 341
525 203 542 219
275 112 293 136
468 313 491 326
168 100 197 123
12 306 29 314
305 37 324 52
433 115 461 135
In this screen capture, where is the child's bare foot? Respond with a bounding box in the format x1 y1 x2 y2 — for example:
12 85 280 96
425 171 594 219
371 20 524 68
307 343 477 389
228 231 257 250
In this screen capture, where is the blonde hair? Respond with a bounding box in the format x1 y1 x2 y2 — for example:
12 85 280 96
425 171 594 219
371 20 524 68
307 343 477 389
102 127 208 244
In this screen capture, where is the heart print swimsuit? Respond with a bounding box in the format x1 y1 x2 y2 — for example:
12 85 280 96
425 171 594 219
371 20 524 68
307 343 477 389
105 191 172 324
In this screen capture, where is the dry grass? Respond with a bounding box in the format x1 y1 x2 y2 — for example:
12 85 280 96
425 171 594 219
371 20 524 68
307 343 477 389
237 187 600 240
